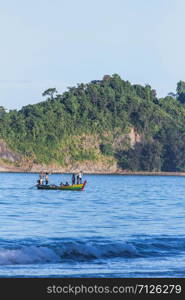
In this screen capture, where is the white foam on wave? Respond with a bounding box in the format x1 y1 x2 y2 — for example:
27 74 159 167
0 246 60 265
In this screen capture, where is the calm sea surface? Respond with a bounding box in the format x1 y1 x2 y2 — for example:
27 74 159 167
0 173 185 277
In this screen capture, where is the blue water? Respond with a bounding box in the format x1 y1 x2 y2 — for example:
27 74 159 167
0 173 185 277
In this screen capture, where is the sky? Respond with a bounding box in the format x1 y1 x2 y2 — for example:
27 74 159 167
0 0 185 110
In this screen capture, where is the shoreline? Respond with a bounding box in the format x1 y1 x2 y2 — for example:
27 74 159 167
1 160 185 176
0 169 185 176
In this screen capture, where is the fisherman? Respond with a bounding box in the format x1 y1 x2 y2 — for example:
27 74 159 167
76 174 80 184
72 173 75 185
79 171 83 184
39 172 43 185
45 172 49 185
65 181 69 186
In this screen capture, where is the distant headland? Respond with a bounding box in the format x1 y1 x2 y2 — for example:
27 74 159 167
1 74 185 174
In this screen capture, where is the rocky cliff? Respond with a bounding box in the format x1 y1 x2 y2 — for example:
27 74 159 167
0 140 21 162
0 128 142 173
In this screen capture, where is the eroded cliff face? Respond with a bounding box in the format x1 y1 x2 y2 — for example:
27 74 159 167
0 128 143 173
30 159 120 174
0 140 22 171
0 140 21 162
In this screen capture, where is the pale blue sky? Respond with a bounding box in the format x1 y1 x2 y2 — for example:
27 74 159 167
0 0 185 110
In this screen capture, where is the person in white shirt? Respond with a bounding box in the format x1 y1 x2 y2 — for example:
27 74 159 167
78 171 83 184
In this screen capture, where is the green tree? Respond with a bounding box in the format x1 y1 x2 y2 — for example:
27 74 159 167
176 81 185 104
42 88 58 100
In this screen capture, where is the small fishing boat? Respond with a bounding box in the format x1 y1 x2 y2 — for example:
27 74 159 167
37 180 87 191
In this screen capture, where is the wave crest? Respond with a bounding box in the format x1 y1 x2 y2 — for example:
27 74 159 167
0 237 184 265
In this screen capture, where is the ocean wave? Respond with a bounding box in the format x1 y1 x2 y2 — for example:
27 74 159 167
0 237 184 265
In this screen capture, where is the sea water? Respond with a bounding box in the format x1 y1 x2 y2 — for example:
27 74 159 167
0 173 185 277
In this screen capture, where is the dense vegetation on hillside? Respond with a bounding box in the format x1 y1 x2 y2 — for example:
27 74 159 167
0 74 185 171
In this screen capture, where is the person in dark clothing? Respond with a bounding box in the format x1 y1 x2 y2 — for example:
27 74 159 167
76 174 80 184
72 174 75 185
45 172 49 185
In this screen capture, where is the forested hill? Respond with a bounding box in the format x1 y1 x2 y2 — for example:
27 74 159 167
0 74 185 172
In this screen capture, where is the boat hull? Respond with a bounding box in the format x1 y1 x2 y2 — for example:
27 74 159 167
37 181 87 191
